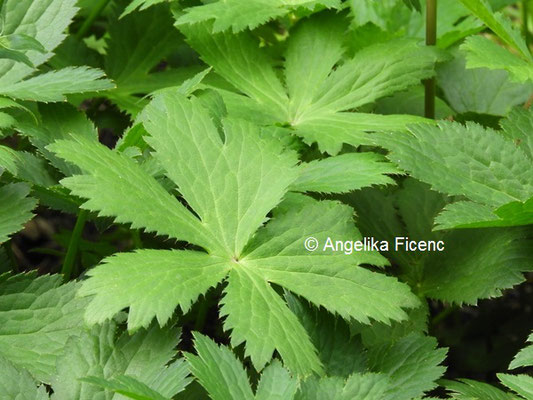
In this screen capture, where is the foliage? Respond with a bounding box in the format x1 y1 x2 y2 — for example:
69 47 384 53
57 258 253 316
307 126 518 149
0 0 532 398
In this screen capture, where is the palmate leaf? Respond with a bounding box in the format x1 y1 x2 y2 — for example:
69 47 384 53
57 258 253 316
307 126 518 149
375 117 533 229
176 0 342 32
51 321 191 400
180 12 439 155
50 92 419 375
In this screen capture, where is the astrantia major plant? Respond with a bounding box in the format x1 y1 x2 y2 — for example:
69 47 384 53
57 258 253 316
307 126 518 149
0 0 532 398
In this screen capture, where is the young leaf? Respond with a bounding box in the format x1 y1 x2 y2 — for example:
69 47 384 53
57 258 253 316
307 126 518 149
0 182 36 244
50 92 419 375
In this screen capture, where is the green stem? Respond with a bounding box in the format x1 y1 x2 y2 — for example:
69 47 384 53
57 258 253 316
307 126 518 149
75 0 111 40
424 0 437 119
3 241 18 273
431 305 457 326
61 209 88 281
194 300 209 331
132 230 143 249
524 0 530 48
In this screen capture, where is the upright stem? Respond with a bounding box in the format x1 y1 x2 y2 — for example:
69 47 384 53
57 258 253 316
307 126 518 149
524 0 530 48
61 209 88 281
75 0 111 40
424 0 437 119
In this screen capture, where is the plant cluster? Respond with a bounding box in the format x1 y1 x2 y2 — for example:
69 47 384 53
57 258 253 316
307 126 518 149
0 0 532 399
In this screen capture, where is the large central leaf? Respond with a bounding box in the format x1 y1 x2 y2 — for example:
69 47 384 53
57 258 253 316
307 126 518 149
49 92 418 375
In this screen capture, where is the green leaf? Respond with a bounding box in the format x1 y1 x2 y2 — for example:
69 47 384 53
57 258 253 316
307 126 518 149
498 373 533 400
295 373 390 400
255 360 299 400
181 14 439 154
0 273 89 382
16 103 98 177
177 0 342 32
0 146 56 187
107 5 180 86
78 250 231 329
121 0 169 18
0 66 114 102
367 333 447 400
403 0 421 10
437 51 533 115
510 333 533 369
0 182 36 244
81 375 170 400
375 121 533 207
140 94 299 257
0 0 78 84
286 293 367 377
185 332 255 400
501 107 533 160
442 378 516 400
53 93 418 375
461 35 533 83
0 355 49 400
457 0 531 59
291 153 400 193
420 228 533 304
47 135 215 251
52 321 190 399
